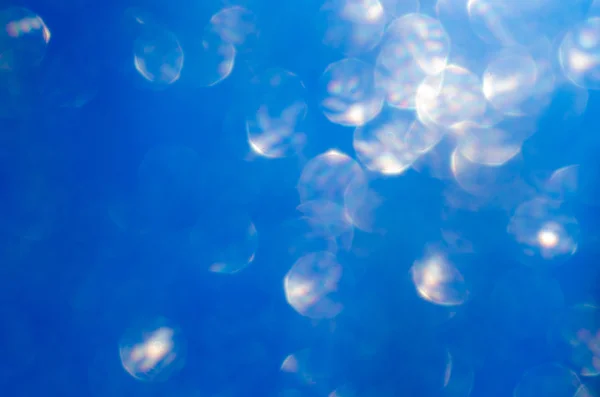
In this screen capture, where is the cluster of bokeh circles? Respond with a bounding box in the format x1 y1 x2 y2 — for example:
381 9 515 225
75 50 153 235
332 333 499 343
2 0 600 396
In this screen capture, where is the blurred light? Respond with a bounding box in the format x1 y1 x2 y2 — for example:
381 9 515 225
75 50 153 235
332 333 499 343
119 318 185 381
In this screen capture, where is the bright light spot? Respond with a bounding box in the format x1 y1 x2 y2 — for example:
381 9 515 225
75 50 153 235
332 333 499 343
538 228 559 248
